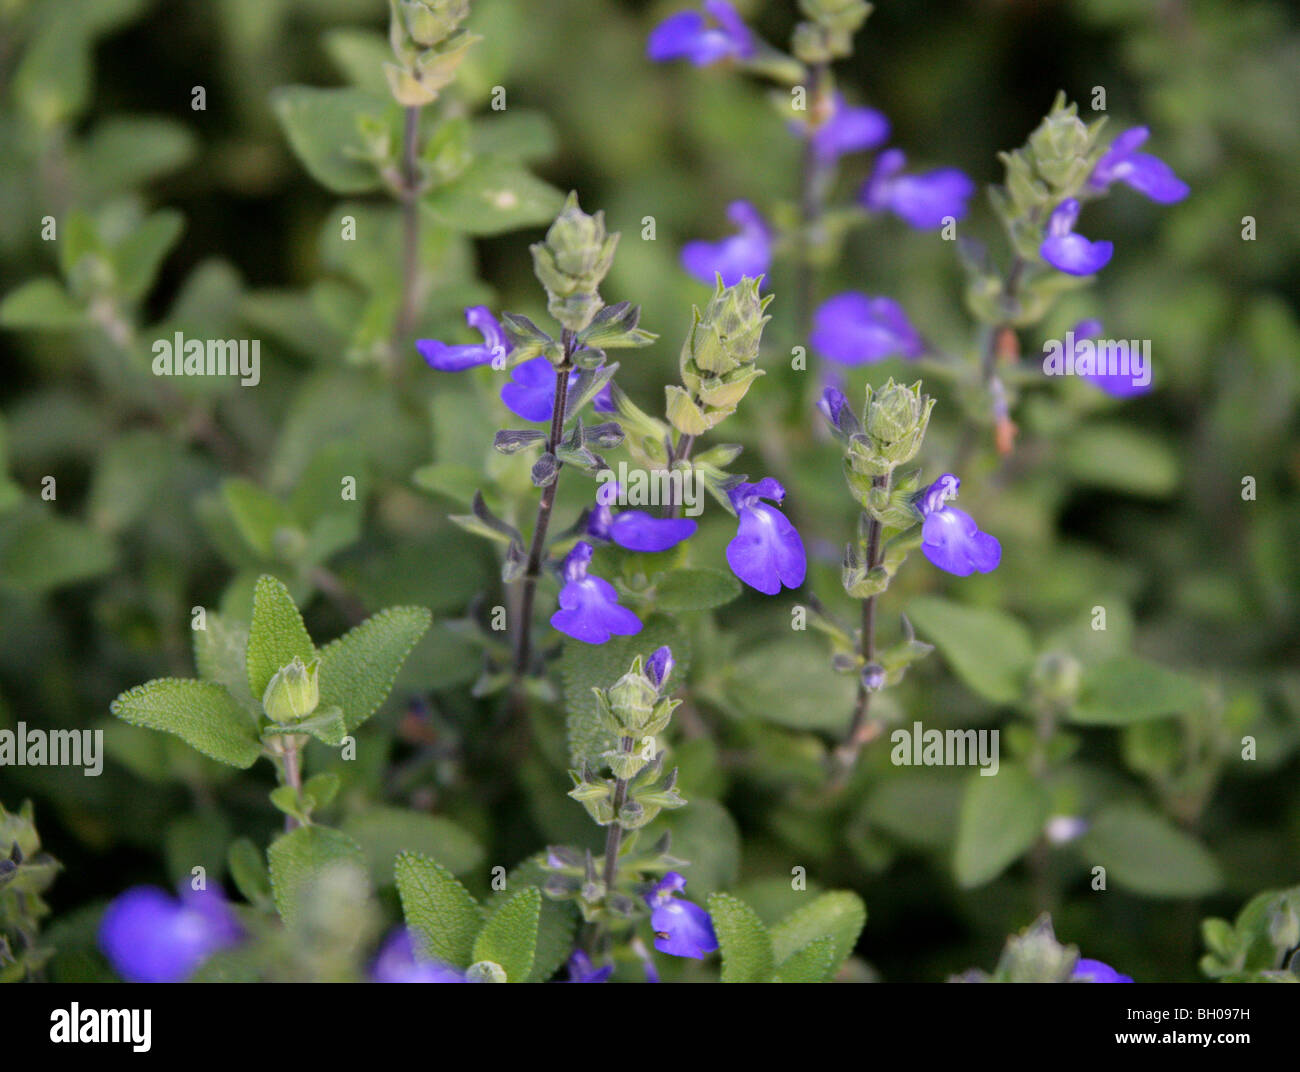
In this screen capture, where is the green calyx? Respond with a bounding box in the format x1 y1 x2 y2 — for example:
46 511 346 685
844 378 934 480
531 192 619 332
261 655 321 723
385 0 478 106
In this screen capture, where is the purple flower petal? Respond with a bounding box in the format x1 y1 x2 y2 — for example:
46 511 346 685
1072 958 1133 984
803 94 891 161
920 506 1001 576
417 305 508 371
609 511 697 552
645 646 674 690
372 929 464 983
647 2 753 66
645 872 718 959
99 885 241 983
1089 126 1188 204
551 542 643 644
811 293 923 365
500 356 559 422
862 148 974 229
680 200 771 286
566 950 614 983
1040 199 1112 275
726 482 806 594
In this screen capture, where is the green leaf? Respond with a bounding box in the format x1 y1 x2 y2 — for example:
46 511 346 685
906 596 1034 704
227 837 272 907
271 87 391 194
193 612 258 715
471 887 541 983
113 209 184 302
953 763 1049 888
267 825 367 927
485 856 578 982
0 278 85 329
655 568 742 612
769 892 866 975
1069 656 1202 726
110 678 262 769
1061 424 1180 498
79 116 196 192
245 576 316 702
721 638 855 732
708 893 775 983
317 605 432 731
561 615 690 767
342 806 484 881
1078 805 1222 897
0 510 114 592
223 478 293 558
412 462 481 505
773 935 836 983
424 159 565 236
394 852 483 970
471 111 558 162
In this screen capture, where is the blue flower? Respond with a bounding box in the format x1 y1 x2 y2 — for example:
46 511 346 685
99 884 242 983
795 93 890 162
587 483 697 552
551 541 643 644
817 383 861 438
645 645 674 690
371 929 464 983
566 950 614 983
646 872 719 960
1067 319 1153 398
915 474 1001 577
1040 198 1113 276
861 148 974 229
647 1 755 66
417 305 509 371
811 292 923 365
681 201 771 287
1088 127 1188 204
1072 958 1133 984
726 477 806 594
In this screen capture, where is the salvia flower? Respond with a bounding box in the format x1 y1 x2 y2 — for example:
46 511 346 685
726 477 807 595
551 541 643 644
647 1 756 66
587 483 697 552
680 201 772 287
811 292 924 365
818 384 860 438
416 305 509 371
99 884 242 983
1088 126 1189 204
1040 198 1113 276
566 950 613 983
795 93 890 162
861 148 975 230
1072 958 1133 984
915 473 1001 577
372 929 464 983
645 872 719 959
645 645 675 690
1066 318 1153 398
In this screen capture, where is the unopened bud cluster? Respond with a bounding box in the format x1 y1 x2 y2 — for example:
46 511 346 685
262 655 321 723
385 0 479 106
666 277 771 435
531 192 619 334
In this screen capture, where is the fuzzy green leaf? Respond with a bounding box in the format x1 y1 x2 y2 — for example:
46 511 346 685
394 852 483 970
110 678 261 768
0 278 85 329
773 935 836 983
317 606 432 731
1078 805 1222 898
267 825 367 927
485 855 579 982
245 575 316 702
709 892 775 983
424 159 565 236
1069 656 1202 725
471 887 541 983
769 892 866 974
654 568 742 612
271 86 390 194
342 806 483 882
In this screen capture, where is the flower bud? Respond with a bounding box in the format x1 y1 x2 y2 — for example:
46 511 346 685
386 0 479 106
1030 651 1082 708
848 379 934 477
531 193 619 333
465 960 508 983
799 0 873 34
261 656 321 723
1026 96 1093 189
398 0 469 47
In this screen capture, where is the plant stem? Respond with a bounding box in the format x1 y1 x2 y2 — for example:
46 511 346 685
601 735 635 889
392 105 423 373
662 431 696 517
831 481 886 783
278 736 305 832
512 332 574 676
